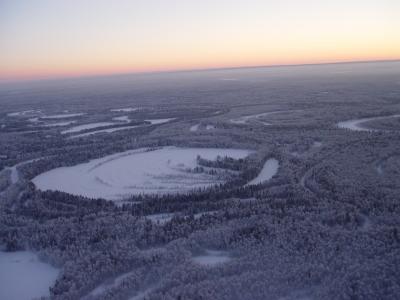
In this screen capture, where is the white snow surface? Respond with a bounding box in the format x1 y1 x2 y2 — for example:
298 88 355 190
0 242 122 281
43 121 76 127
110 107 140 112
7 110 41 117
61 122 115 134
32 147 252 200
145 118 176 125
41 113 85 119
85 271 135 298
190 124 200 132
0 251 60 300
206 125 215 130
230 111 281 125
337 114 400 131
246 158 279 185
112 115 130 122
69 125 141 138
192 250 231 266
146 213 175 224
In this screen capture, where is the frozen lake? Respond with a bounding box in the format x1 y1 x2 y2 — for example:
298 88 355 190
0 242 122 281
32 147 252 200
0 251 59 300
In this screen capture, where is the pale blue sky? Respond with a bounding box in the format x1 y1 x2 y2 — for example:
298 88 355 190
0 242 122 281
1 0 399 80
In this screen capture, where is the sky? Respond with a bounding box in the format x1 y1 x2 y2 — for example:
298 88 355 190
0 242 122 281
0 0 399 81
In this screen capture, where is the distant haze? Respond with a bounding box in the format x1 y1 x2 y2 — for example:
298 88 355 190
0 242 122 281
0 0 399 81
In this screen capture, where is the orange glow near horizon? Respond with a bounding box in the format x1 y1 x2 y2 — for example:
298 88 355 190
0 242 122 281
1 0 399 81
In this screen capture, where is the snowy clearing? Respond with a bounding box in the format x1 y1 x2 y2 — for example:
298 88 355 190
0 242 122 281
190 124 200 132
337 114 400 131
206 125 215 130
43 121 76 127
246 158 279 185
41 113 85 119
4 158 43 184
7 110 41 117
85 271 135 298
112 115 130 122
110 107 139 112
32 147 252 200
61 122 115 134
192 250 231 266
146 213 175 224
313 141 322 148
0 251 60 300
145 118 176 125
128 288 155 300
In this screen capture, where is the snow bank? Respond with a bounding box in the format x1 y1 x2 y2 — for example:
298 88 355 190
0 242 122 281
246 158 279 185
0 251 59 300
33 147 252 200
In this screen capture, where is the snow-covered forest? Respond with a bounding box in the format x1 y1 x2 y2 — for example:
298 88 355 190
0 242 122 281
0 61 400 300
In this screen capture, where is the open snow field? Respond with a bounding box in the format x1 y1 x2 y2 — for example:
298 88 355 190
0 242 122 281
0 251 60 300
32 147 251 200
246 158 279 185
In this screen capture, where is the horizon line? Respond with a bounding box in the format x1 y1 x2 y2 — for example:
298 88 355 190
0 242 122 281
1 58 399 85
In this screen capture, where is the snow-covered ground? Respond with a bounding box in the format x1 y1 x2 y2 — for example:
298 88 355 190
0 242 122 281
32 147 252 200
230 111 281 125
112 115 130 122
66 118 175 138
85 271 135 298
110 107 139 112
206 125 215 130
69 125 141 138
0 251 60 300
128 288 155 300
313 141 322 148
192 250 231 266
337 114 400 131
246 158 279 185
190 124 200 132
61 122 115 134
7 110 41 117
41 113 85 119
146 213 175 224
43 121 76 127
4 158 43 184
145 118 176 125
